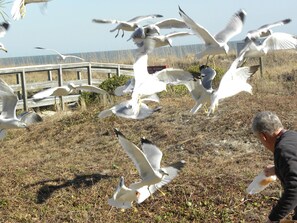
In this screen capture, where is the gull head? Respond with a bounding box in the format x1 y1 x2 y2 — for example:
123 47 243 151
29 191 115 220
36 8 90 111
0 43 7 53
17 121 28 129
159 169 169 177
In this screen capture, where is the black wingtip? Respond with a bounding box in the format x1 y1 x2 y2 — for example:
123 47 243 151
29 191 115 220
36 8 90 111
114 128 124 138
155 14 163 18
178 5 185 15
1 22 9 31
283 18 292 24
140 137 153 145
237 9 247 23
171 160 186 170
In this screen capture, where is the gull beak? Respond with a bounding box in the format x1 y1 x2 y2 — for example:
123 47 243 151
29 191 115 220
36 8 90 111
1 48 7 53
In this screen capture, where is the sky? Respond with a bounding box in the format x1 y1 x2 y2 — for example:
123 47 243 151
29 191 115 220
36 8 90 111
0 0 296 58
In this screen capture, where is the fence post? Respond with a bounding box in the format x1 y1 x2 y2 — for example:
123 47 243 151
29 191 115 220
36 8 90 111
48 70 53 81
16 72 21 99
259 57 263 77
20 70 28 111
116 64 120 76
58 65 64 110
87 63 92 85
77 71 82 80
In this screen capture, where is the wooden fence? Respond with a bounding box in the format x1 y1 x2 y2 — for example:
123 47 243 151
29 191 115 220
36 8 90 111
0 62 133 111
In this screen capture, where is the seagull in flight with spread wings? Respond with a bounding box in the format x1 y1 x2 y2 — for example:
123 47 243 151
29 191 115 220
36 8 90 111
238 18 296 59
108 129 185 209
92 14 163 38
179 6 246 63
35 47 85 61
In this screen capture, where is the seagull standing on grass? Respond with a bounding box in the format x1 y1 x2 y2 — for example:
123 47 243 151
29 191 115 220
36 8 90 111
11 0 51 20
92 14 163 38
0 78 28 139
179 6 246 63
35 47 85 61
108 129 185 209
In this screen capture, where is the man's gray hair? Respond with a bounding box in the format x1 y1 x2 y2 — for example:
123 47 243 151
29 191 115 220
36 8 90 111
251 111 283 135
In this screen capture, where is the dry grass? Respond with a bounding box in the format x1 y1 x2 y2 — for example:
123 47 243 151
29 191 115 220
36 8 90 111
0 52 297 222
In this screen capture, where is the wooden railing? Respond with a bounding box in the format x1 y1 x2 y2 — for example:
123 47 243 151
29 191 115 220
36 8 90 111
0 62 133 111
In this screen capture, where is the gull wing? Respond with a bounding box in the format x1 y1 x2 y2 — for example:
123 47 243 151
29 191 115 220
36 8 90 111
247 18 291 40
136 160 186 204
127 14 163 23
0 78 18 119
165 31 193 39
179 6 218 45
154 18 188 29
114 78 135 96
0 22 9 38
75 84 107 95
140 137 163 171
32 87 60 100
153 68 194 85
114 129 156 179
35 47 64 58
11 0 24 20
108 176 134 209
92 19 123 24
214 9 246 43
261 32 297 53
63 55 85 61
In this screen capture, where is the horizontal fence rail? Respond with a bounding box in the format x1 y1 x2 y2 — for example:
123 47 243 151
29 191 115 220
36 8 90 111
0 62 133 111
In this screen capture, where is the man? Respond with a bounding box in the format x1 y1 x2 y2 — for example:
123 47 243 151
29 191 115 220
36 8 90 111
251 111 297 222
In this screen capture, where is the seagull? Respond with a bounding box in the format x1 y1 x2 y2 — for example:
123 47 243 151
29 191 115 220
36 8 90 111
92 14 163 38
17 111 43 125
0 78 28 139
11 0 50 21
183 65 217 114
108 176 141 209
238 18 295 59
131 53 196 115
245 18 291 42
133 31 193 54
0 21 9 53
114 129 186 202
246 170 276 195
35 47 85 61
239 32 297 59
127 18 189 41
98 95 161 120
179 6 246 62
207 53 259 115
32 83 107 100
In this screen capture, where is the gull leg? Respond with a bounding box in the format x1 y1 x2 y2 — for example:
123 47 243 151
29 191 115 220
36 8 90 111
156 185 166 196
115 30 119 38
121 30 125 38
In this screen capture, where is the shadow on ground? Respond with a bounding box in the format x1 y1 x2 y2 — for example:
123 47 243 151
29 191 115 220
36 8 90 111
25 173 113 204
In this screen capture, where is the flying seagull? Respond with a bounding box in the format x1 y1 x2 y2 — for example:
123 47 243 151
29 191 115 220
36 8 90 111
238 18 294 60
127 18 189 41
32 83 107 100
207 52 259 115
92 14 163 38
11 0 50 21
0 78 28 139
179 6 246 62
109 129 185 208
35 47 85 61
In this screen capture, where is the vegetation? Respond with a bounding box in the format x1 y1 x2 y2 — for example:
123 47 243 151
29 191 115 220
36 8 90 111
0 51 297 222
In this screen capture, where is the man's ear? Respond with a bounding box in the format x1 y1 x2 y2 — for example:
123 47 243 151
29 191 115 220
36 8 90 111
260 132 267 141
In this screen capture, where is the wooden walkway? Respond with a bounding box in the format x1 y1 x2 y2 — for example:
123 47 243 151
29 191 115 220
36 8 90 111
0 62 133 111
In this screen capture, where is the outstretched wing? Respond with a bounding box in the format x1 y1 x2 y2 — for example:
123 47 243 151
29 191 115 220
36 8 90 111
128 14 163 23
140 137 163 171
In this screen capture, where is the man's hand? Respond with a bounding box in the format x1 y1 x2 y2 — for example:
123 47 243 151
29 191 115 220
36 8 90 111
264 165 275 177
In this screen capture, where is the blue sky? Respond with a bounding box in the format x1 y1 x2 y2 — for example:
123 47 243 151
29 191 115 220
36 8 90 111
1 0 296 58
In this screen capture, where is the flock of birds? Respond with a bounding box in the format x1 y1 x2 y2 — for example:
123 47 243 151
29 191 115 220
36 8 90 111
0 1 296 210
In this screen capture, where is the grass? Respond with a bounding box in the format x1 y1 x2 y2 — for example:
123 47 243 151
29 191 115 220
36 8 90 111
0 52 297 222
